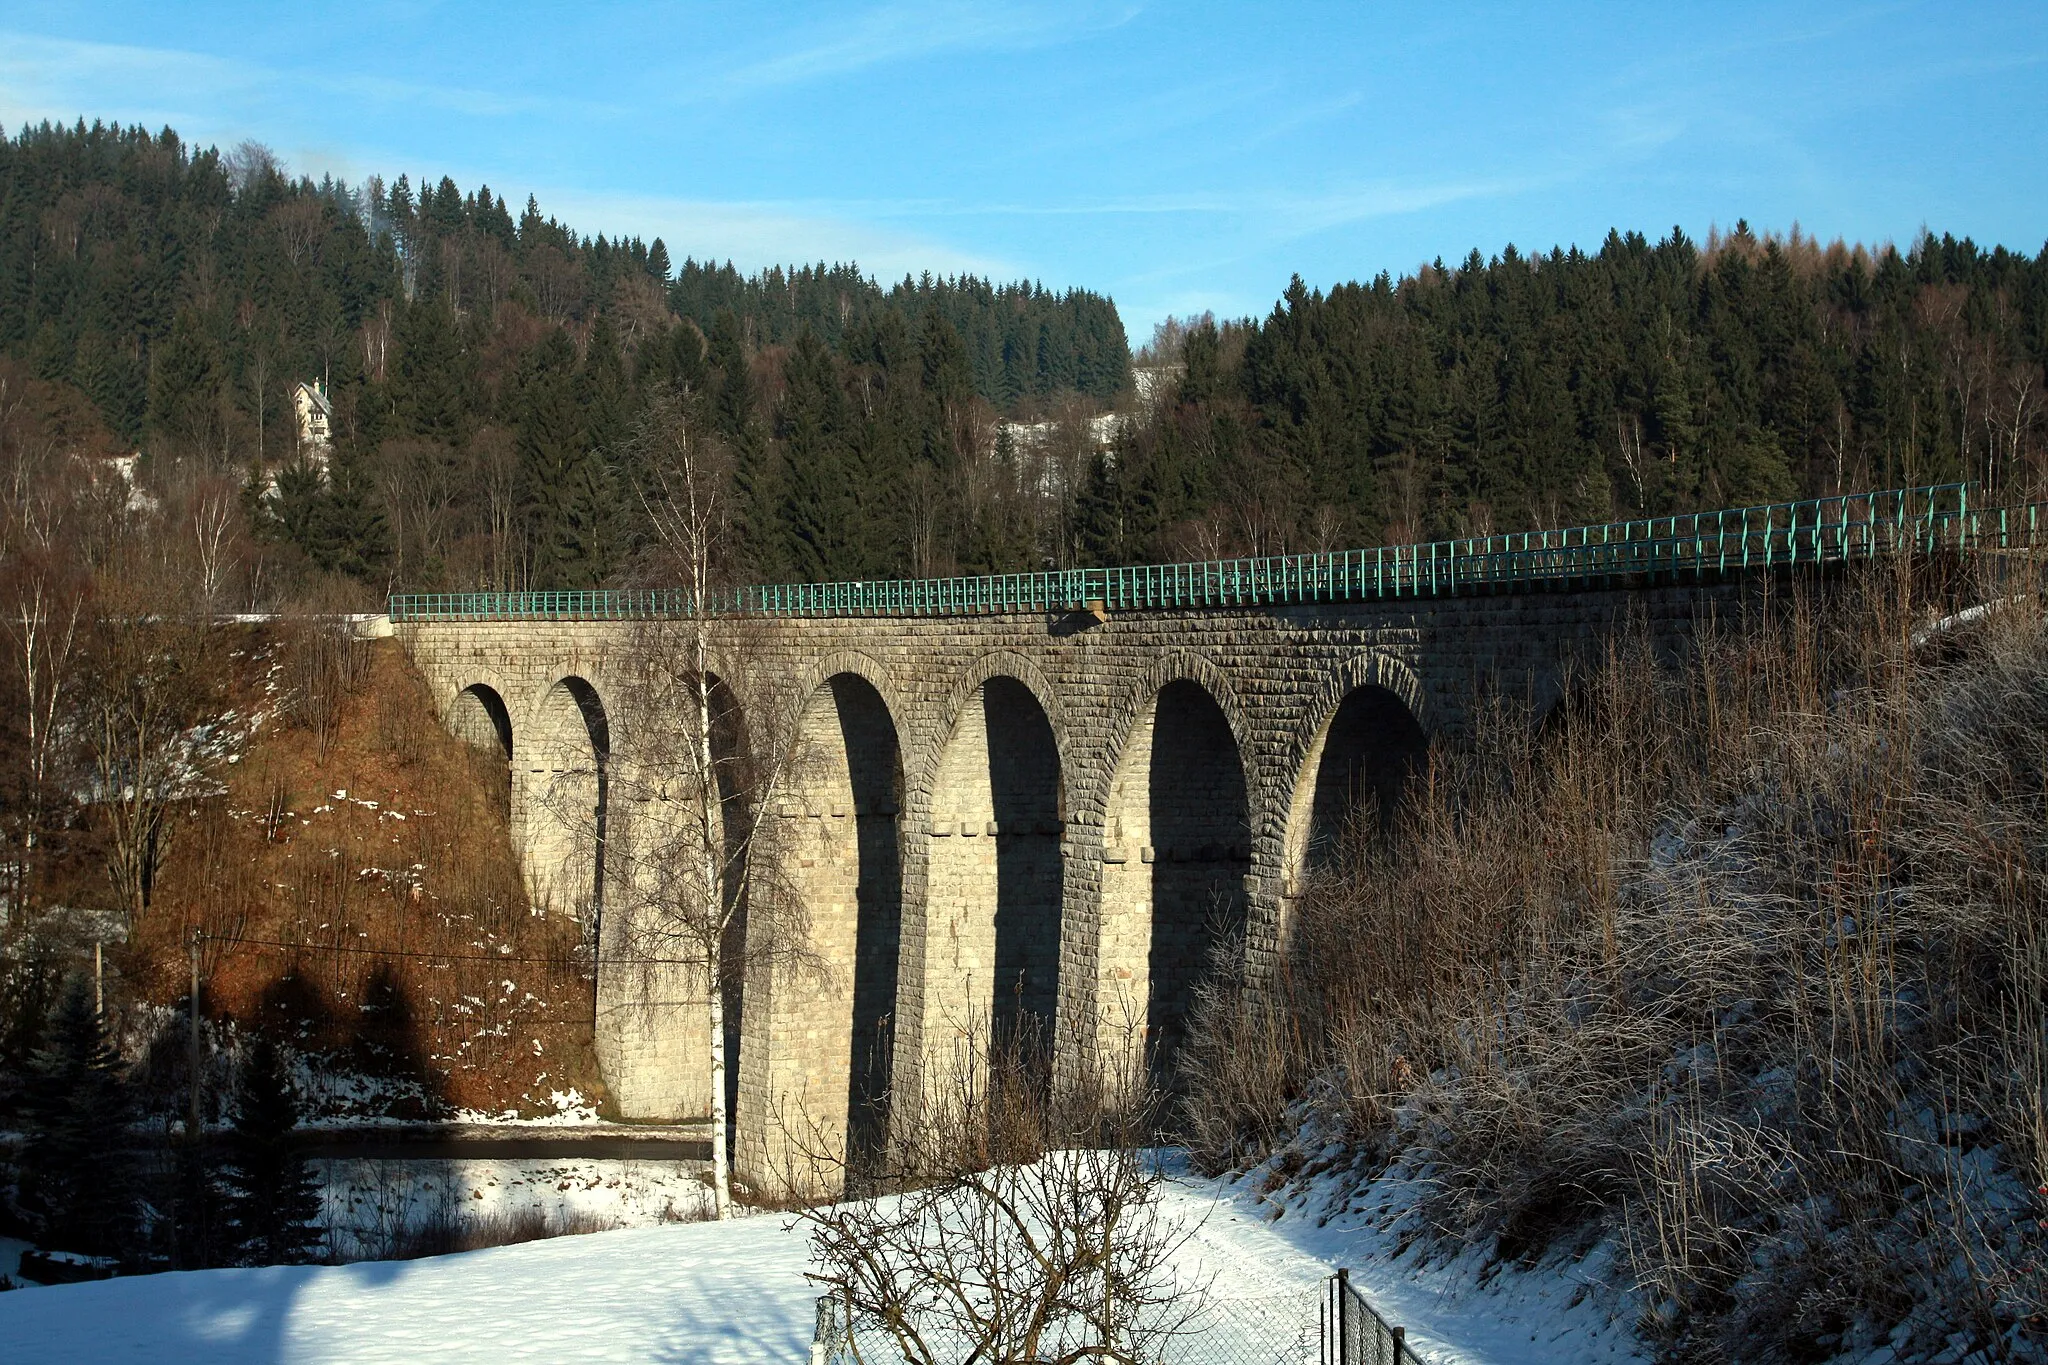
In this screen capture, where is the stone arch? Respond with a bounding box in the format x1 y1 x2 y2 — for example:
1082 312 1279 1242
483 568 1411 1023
1281 653 1429 902
916 657 1066 1083
776 651 909 748
449 682 514 819
1093 672 1250 1090
1081 651 1251 825
593 661 755 1126
450 681 514 757
742 670 906 1186
526 674 611 922
910 651 1072 821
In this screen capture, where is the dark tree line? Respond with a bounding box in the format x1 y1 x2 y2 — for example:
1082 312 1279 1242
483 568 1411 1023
4 118 2045 597
1088 224 2048 565
0 119 1130 593
669 260 1129 407
4 975 321 1269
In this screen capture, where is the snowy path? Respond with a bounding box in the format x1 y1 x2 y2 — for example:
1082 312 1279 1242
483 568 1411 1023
1192 1166 1647 1365
0 1171 1645 1364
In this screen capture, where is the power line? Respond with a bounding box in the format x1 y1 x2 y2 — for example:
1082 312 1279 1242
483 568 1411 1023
201 932 701 968
202 932 579 966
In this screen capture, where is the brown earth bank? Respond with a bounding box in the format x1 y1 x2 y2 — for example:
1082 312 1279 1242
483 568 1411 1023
126 626 604 1118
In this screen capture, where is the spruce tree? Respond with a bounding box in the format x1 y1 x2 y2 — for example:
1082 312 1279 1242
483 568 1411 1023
165 1138 223 1270
15 976 138 1260
219 1038 324 1266
315 448 392 579
389 301 467 445
271 459 325 554
1072 446 1129 566
146 308 224 455
780 328 850 579
708 309 779 576
514 330 588 587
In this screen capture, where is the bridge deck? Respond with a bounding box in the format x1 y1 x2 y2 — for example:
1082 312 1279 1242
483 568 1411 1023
389 483 2033 622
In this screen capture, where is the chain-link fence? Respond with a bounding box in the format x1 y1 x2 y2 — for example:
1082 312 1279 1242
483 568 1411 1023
1323 1269 1424 1365
811 1271 1417 1365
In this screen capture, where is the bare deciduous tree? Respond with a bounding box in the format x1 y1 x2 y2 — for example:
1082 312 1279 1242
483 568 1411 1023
0 434 92 921
380 438 459 580
472 427 520 590
0 549 86 921
79 602 218 925
802 1040 1206 1365
225 140 280 196
178 472 242 613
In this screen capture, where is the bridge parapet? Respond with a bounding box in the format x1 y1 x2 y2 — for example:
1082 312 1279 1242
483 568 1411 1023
391 483 1991 623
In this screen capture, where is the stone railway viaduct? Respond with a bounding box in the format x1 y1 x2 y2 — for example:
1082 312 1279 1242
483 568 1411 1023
398 580 1748 1190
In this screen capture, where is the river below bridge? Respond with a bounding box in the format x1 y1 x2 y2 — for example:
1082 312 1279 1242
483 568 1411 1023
303 1122 720 1260
297 1120 713 1162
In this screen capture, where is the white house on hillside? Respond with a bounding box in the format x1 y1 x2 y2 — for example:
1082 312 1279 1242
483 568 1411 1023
292 380 333 467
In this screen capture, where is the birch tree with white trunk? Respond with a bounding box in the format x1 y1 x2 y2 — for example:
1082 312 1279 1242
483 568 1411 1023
575 394 812 1219
0 437 89 921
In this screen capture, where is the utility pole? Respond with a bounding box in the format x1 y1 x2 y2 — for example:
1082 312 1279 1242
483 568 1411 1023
188 930 204 1139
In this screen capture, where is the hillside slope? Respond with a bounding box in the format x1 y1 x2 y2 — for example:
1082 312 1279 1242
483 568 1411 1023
129 628 604 1119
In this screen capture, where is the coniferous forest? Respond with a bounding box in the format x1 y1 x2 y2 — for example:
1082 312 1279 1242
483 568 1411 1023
2 117 2045 603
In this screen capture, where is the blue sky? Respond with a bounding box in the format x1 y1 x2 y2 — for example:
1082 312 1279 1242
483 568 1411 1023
3 2 2044 339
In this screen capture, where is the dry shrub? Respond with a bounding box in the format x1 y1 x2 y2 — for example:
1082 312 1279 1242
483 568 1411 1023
278 620 369 763
801 1027 1206 1365
343 1194 623 1263
374 682 429 768
1187 559 2048 1359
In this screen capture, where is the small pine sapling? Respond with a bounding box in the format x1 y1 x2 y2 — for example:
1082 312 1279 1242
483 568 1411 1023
219 1037 324 1265
15 975 138 1260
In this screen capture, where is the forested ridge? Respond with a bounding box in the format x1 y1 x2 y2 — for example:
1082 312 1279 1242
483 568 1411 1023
1097 226 2048 566
2 118 2046 601
0 119 1129 591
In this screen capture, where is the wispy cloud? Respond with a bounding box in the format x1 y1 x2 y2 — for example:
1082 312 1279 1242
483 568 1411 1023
0 29 610 137
315 69 617 121
0 31 259 132
761 172 1548 227
707 0 1140 94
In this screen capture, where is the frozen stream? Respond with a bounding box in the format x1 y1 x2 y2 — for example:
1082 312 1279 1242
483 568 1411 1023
317 1153 717 1259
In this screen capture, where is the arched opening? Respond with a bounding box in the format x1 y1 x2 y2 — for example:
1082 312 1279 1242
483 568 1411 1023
1098 680 1249 1089
451 684 513 817
924 676 1063 1081
1290 683 1427 882
530 676 610 922
452 683 513 756
837 678 905 1163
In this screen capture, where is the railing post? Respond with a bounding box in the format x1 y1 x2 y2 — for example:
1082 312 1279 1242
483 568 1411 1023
1336 1268 1350 1365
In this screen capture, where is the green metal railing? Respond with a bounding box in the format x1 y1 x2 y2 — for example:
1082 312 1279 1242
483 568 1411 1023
389 483 2031 623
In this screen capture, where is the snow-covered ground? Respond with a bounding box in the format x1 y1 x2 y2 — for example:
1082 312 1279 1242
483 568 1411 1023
0 1161 1643 1364
1209 1157 1648 1365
